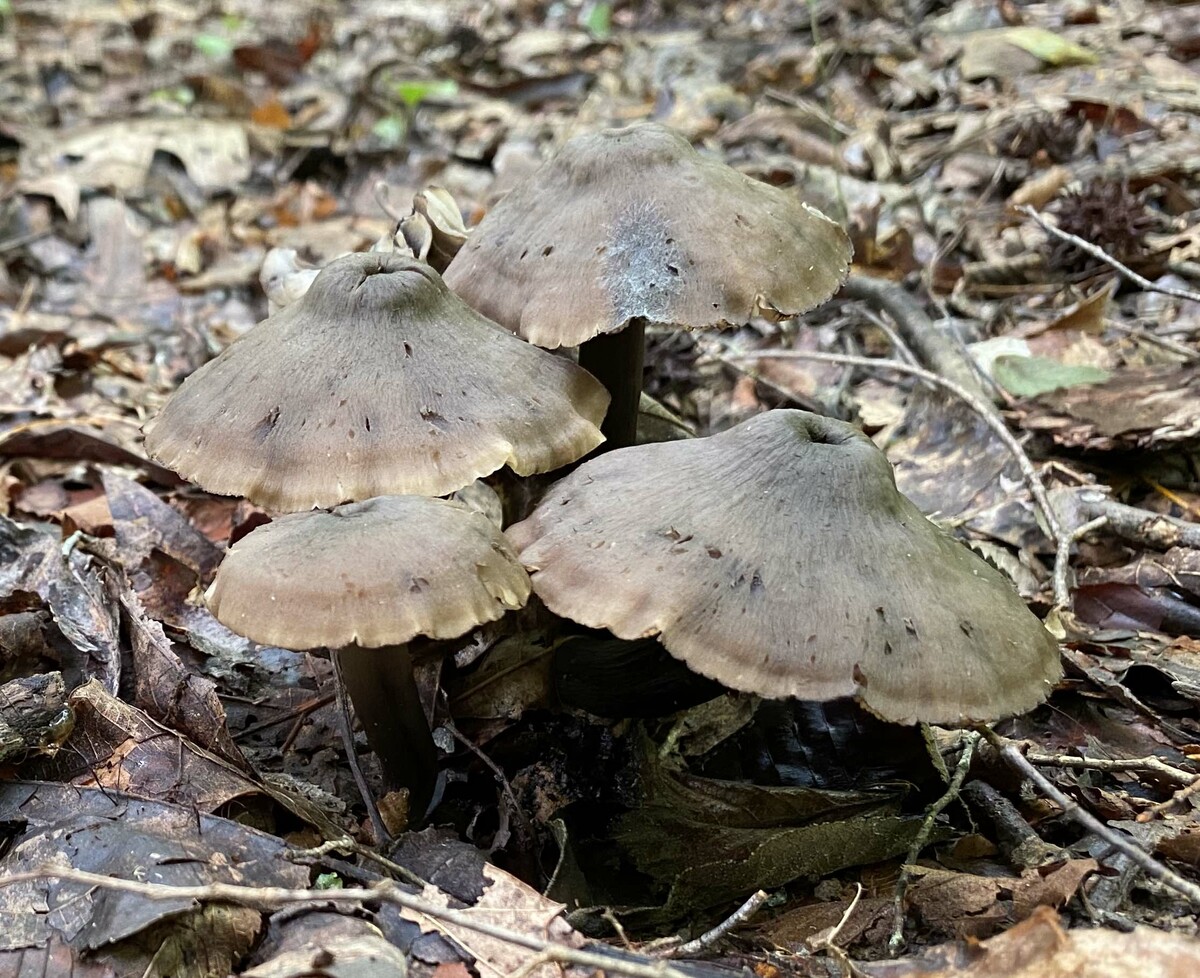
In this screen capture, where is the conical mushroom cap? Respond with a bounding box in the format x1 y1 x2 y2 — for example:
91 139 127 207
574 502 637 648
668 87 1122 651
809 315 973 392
206 495 531 650
508 410 1061 725
144 253 609 511
443 123 852 349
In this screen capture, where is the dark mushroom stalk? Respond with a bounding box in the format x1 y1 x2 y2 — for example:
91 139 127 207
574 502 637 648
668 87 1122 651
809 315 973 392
577 319 645 448
508 409 1061 725
444 123 852 451
206 495 531 821
333 643 438 817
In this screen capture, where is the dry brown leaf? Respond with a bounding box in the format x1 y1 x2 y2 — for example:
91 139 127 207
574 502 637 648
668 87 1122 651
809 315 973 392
401 864 585 978
861 906 1200 977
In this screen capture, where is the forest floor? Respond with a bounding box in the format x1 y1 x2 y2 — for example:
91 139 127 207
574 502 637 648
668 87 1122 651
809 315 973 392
2 0 1200 975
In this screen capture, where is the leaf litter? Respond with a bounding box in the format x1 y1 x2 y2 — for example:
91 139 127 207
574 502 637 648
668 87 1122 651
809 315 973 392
1 0 1200 975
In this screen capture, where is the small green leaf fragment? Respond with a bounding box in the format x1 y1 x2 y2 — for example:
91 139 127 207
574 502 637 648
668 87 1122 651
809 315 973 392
393 78 458 108
992 355 1111 397
583 2 613 40
999 27 1096 67
372 114 407 146
194 34 234 59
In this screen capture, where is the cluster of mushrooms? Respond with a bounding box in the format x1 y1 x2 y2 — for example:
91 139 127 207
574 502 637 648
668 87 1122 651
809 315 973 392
144 124 1061 823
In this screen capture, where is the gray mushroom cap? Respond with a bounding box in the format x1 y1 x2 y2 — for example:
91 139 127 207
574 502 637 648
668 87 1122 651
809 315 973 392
507 410 1061 725
206 495 531 650
144 253 609 512
443 123 852 349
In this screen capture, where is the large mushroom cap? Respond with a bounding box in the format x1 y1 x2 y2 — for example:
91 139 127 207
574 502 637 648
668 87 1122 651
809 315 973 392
443 123 852 349
508 410 1061 725
207 495 530 650
145 253 609 511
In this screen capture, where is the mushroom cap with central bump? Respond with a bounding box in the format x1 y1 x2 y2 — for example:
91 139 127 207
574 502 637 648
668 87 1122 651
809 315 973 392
443 123 853 349
144 253 609 512
206 495 531 650
507 410 1061 725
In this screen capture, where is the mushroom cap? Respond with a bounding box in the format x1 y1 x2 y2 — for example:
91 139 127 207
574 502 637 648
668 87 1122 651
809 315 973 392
507 410 1061 725
206 495 531 650
144 253 609 512
443 123 852 349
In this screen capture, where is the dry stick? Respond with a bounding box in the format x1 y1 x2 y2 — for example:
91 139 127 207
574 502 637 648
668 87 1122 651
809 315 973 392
888 732 979 956
812 882 865 978
978 729 1200 907
330 652 391 846
724 349 1065 551
659 889 770 959
287 836 429 889
1140 776 1200 822
0 867 693 978
1073 490 1200 551
1052 515 1108 610
841 274 993 404
1025 752 1198 787
1017 204 1200 305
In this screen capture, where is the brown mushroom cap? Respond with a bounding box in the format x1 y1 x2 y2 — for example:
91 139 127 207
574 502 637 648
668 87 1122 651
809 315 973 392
206 495 530 650
507 410 1061 725
144 253 609 512
443 123 852 349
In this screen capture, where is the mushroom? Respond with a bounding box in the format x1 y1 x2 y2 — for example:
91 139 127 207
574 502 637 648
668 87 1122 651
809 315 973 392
207 494 531 817
145 252 609 512
507 410 1061 725
443 123 852 447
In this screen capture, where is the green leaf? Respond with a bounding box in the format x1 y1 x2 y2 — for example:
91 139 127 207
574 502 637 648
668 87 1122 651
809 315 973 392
998 27 1096 67
371 114 407 146
583 2 613 40
194 34 233 59
992 355 1111 397
393 78 458 108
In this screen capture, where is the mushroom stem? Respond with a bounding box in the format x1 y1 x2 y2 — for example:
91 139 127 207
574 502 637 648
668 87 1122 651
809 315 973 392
578 320 645 450
334 643 439 821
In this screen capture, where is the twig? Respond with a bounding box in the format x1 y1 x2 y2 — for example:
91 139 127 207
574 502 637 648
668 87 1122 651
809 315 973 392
1024 752 1197 787
978 728 1200 907
660 889 770 959
1072 490 1200 551
1139 776 1200 822
1018 205 1200 305
724 348 1064 549
1052 515 1108 609
331 651 391 846
841 274 992 403
961 780 1061 870
888 733 979 955
287 836 429 889
0 867 693 978
811 882 865 978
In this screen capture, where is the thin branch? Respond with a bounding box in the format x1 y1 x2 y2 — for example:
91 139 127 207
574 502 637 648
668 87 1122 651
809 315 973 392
1052 515 1108 610
1018 204 1200 305
841 274 993 403
724 348 1064 550
978 729 1200 908
1073 490 1200 551
1024 752 1198 787
660 889 770 959
889 733 979 955
0 867 692 978
1140 776 1200 822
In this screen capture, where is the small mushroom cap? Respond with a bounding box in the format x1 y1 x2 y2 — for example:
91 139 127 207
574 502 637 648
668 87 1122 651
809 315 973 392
508 410 1061 725
443 123 852 349
206 495 531 650
144 253 608 511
